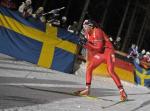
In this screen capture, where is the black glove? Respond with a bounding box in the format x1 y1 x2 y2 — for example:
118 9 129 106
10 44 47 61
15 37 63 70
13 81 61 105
78 37 87 46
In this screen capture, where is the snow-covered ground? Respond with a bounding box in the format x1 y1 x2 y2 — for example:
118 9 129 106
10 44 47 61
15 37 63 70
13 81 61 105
0 53 150 111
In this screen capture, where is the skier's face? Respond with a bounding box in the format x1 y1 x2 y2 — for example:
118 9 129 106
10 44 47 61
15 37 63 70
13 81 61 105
83 24 92 33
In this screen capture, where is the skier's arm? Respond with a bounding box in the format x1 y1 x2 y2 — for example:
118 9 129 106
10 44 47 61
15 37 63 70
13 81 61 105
84 29 104 51
84 40 103 51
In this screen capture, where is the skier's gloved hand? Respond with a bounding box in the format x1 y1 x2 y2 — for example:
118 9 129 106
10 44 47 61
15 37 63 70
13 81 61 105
78 37 87 46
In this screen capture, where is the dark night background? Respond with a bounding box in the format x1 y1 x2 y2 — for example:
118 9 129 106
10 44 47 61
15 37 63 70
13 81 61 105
14 0 150 52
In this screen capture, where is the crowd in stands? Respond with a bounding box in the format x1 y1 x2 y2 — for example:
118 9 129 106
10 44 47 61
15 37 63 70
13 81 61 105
127 44 150 69
0 0 79 34
17 0 68 27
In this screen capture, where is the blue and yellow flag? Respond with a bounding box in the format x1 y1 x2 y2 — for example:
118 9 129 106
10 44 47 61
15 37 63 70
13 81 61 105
134 60 150 87
0 7 79 73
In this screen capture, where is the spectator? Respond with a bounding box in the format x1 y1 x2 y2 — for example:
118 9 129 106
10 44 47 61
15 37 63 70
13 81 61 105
18 0 33 18
114 37 121 50
60 16 67 28
142 51 150 63
46 12 60 27
32 6 46 23
68 21 78 34
127 44 139 59
139 49 146 60
127 44 140 64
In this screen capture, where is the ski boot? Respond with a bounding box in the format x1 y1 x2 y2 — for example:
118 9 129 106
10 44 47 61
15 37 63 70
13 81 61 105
120 89 127 101
74 88 90 96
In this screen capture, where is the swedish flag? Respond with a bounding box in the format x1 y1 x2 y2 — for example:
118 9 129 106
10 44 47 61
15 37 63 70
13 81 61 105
0 7 79 73
134 60 150 87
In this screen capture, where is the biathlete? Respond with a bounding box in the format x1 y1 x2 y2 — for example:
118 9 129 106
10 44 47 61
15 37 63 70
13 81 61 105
75 20 127 101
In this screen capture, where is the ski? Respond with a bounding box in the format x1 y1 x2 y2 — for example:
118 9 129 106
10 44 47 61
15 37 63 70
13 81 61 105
102 99 135 109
